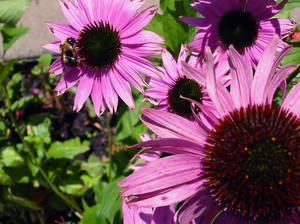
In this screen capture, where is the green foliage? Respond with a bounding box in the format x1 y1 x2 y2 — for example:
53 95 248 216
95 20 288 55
0 24 29 53
47 138 89 160
145 0 198 57
284 0 300 10
80 178 123 224
115 89 150 145
0 0 32 25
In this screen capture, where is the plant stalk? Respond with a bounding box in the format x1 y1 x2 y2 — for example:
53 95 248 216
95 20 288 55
105 111 113 181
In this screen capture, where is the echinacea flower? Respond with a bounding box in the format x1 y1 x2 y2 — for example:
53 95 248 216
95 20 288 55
180 0 296 69
119 36 300 224
122 133 175 224
145 45 224 120
43 0 164 116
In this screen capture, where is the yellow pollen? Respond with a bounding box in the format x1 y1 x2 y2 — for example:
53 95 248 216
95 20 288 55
269 186 273 190
288 152 292 156
288 169 292 173
244 147 248 151
271 137 276 141
245 175 249 179
278 180 283 185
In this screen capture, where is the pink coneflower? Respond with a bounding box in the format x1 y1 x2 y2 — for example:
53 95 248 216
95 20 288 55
144 45 225 120
119 36 300 224
42 0 164 116
122 133 175 224
180 0 295 69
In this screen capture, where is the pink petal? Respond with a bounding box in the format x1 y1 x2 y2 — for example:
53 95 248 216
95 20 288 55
205 47 235 117
110 68 135 110
153 206 175 224
122 30 164 45
267 65 297 105
162 49 179 81
122 52 161 78
179 16 212 29
91 74 105 117
176 190 220 224
46 22 79 41
42 40 61 54
58 0 85 31
140 107 208 145
130 138 203 156
48 57 63 75
55 67 82 95
251 35 279 105
181 62 206 86
228 45 253 109
120 6 158 39
101 72 118 113
73 71 94 112
282 83 300 117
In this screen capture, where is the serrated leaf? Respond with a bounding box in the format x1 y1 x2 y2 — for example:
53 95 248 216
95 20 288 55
0 24 29 52
1 146 24 167
0 0 32 25
47 138 89 160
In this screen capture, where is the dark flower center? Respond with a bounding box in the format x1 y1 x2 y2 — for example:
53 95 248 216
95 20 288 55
218 10 258 50
77 21 121 69
167 77 203 118
202 105 300 223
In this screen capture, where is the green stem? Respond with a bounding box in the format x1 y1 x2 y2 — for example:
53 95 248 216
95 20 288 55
105 111 113 181
0 88 82 214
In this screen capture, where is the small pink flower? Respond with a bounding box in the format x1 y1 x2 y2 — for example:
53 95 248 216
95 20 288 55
145 45 225 120
43 0 164 116
180 0 296 70
119 36 300 224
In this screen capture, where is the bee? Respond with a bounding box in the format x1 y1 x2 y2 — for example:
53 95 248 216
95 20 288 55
59 37 79 67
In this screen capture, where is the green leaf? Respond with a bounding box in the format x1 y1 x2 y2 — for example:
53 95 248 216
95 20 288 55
1 146 24 167
59 183 87 196
115 90 150 145
47 138 89 160
0 24 29 52
0 0 32 25
0 59 16 87
92 179 123 224
284 0 300 10
11 95 36 111
81 155 105 178
7 72 22 100
281 44 300 66
38 54 52 67
0 165 13 185
80 203 109 224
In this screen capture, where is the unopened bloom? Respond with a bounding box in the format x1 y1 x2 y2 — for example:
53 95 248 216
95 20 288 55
180 0 295 69
43 0 163 116
119 36 300 224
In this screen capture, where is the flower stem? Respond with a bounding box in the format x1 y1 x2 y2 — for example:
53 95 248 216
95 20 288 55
0 88 82 214
105 111 113 181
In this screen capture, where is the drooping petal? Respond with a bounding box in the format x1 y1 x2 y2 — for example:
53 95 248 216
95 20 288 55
55 67 82 95
228 45 252 109
140 107 208 145
251 35 279 105
73 70 95 112
42 40 61 54
48 57 63 75
176 190 221 224
281 83 300 117
91 73 105 117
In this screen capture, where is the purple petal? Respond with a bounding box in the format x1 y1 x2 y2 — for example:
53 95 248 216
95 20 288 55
48 57 63 75
46 22 79 40
282 83 300 117
101 72 118 113
73 71 94 112
55 67 82 95
91 74 105 117
42 40 61 54
140 107 208 145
